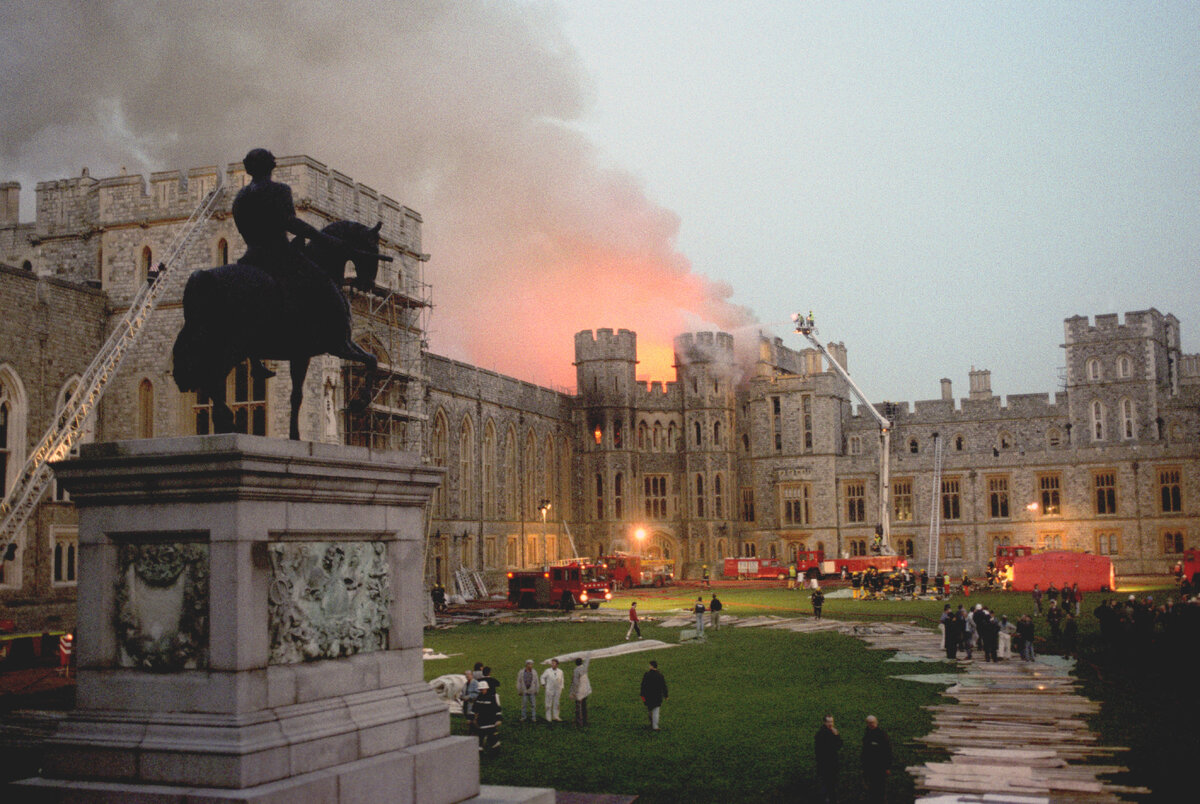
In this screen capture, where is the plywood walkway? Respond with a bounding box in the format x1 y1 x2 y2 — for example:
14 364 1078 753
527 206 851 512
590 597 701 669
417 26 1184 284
708 615 1148 803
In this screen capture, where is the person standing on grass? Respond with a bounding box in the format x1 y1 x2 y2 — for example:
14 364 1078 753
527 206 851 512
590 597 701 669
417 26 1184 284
540 658 564 722
811 586 825 620
1032 583 1043 614
1062 611 1078 658
515 659 538 722
626 601 642 640
814 714 842 803
570 654 592 726
1017 614 1036 661
709 593 723 630
919 568 928 596
861 715 892 804
639 660 668 731
473 680 502 752
693 596 707 637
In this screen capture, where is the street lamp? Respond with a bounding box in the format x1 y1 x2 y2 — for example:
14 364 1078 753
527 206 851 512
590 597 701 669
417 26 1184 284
538 499 551 565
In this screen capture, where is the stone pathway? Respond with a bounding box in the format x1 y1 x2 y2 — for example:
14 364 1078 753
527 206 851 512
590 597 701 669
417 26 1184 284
698 615 1147 803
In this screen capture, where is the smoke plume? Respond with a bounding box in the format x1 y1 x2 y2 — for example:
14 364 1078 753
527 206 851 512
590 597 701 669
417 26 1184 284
0 0 755 389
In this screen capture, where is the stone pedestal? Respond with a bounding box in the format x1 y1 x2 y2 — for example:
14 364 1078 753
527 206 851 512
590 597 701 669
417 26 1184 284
12 435 478 803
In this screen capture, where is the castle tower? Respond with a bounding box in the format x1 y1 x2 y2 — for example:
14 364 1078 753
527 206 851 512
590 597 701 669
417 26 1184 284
673 332 738 564
1063 309 1176 444
573 329 639 553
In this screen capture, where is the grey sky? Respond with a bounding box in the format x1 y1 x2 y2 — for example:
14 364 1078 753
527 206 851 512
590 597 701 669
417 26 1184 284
559 1 1199 402
0 1 1195 404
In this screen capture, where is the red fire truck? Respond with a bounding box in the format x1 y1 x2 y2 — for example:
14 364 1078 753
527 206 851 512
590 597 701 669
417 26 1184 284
995 545 1035 571
599 553 675 588
507 560 613 610
1176 548 1200 585
724 557 790 580
820 555 907 578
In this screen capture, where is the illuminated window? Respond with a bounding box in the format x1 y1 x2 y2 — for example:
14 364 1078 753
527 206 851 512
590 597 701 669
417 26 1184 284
781 483 810 525
893 479 913 521
1039 474 1061 516
845 481 866 523
988 476 1010 519
942 477 961 521
1094 471 1117 516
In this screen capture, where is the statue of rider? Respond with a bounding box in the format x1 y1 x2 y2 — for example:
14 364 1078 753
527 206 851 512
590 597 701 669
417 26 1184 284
231 148 354 372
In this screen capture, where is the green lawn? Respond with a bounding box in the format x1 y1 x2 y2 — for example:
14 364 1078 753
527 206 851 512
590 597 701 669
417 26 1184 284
427 583 1182 802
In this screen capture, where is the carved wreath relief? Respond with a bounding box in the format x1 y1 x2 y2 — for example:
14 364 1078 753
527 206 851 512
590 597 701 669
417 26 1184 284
115 543 210 672
267 542 391 664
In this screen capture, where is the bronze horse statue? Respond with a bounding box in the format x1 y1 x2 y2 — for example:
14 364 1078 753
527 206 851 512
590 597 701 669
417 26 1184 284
172 219 389 440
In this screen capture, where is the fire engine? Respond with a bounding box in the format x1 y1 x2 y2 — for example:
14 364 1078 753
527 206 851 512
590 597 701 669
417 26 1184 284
724 557 790 580
1175 548 1200 585
507 559 613 610
995 545 1035 571
599 553 675 588
821 555 907 578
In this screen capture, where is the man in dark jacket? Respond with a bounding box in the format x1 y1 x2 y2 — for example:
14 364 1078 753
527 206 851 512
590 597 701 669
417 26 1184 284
474 680 502 752
861 715 892 803
814 714 842 803
639 660 668 731
811 587 825 620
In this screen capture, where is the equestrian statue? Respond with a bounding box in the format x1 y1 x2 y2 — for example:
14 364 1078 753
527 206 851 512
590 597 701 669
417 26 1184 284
172 148 391 440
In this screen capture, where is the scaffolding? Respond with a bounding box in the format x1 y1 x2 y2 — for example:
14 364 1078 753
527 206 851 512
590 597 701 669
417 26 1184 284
344 247 431 454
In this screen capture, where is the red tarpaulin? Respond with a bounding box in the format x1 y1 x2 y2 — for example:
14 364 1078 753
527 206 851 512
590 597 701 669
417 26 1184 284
1010 550 1115 592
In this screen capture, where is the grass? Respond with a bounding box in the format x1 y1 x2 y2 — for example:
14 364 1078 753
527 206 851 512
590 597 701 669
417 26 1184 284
427 581 1188 802
425 606 947 802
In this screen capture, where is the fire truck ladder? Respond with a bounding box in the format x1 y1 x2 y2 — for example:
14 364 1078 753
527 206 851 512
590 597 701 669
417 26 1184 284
926 431 944 578
0 178 227 557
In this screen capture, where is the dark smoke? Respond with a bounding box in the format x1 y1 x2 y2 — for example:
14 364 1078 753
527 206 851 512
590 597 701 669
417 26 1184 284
0 0 755 388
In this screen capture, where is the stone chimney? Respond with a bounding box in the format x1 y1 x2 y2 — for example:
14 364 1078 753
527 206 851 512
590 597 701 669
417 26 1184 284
968 367 992 401
940 378 953 401
0 182 19 225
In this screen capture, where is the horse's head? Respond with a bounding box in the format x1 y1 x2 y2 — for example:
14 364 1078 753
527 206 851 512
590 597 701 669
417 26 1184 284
321 220 392 292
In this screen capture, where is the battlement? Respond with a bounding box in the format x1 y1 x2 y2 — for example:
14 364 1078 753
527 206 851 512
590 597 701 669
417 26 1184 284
22 155 422 253
673 331 734 365
574 328 637 363
1063 308 1170 343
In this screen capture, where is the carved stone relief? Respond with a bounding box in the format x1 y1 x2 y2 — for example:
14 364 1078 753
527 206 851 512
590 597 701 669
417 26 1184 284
267 542 391 664
115 543 210 671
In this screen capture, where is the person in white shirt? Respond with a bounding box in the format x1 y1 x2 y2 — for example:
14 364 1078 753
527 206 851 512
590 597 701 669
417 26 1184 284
540 658 564 722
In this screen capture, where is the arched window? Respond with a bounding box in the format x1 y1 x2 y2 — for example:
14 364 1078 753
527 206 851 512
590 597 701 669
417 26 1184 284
695 474 706 518
138 378 154 438
139 245 153 282
558 436 571 517
543 434 555 511
1118 356 1131 378
430 410 449 517
694 420 702 448
216 238 229 265
614 472 624 519
713 473 724 519
523 429 537 518
503 427 517 518
1047 428 1062 448
1120 398 1135 439
638 421 648 450
595 472 605 520
53 378 96 502
909 439 919 454
1091 400 1106 441
1087 358 1101 381
667 422 677 451
955 435 965 451
713 420 721 447
717 538 727 557
997 431 1012 450
458 416 475 516
652 422 662 451
768 542 777 559
482 420 497 518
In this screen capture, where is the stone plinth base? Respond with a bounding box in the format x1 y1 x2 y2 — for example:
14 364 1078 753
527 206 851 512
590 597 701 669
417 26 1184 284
10 436 477 803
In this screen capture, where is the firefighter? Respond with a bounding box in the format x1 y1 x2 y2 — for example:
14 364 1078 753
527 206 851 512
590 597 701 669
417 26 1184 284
851 571 862 600
788 562 797 589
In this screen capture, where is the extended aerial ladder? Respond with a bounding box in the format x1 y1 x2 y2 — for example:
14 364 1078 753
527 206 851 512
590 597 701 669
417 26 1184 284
792 311 893 548
0 175 227 560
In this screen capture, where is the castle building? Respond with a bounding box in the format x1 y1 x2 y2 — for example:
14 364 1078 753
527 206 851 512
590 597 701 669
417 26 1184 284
1 157 1197 634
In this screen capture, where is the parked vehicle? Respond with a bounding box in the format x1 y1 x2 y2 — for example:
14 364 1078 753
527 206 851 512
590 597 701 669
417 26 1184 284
599 553 675 588
723 557 790 580
507 559 613 610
